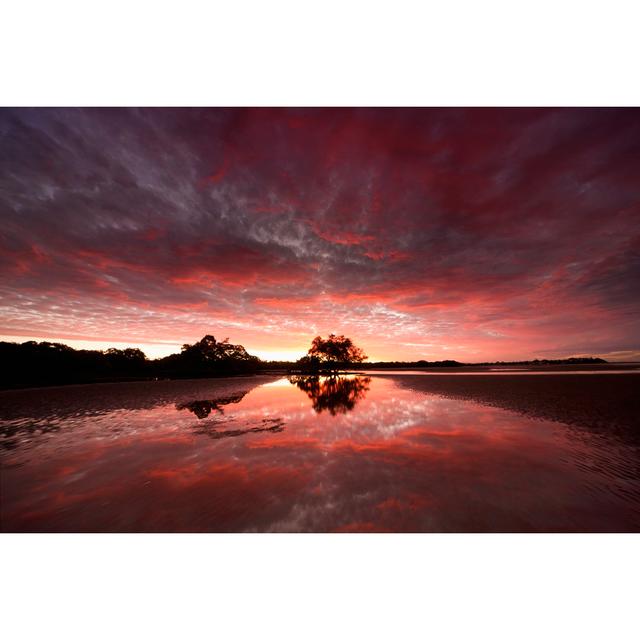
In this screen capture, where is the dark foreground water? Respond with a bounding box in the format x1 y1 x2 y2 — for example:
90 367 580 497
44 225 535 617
1 374 639 532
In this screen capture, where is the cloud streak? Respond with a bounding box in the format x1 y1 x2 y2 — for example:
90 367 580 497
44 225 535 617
1 108 639 360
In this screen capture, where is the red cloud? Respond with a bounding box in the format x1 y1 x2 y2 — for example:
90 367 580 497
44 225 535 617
0 107 638 361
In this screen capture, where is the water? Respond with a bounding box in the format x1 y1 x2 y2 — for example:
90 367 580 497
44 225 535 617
1 374 639 532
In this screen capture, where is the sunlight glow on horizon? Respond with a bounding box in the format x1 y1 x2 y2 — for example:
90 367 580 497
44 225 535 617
250 348 308 362
0 334 636 363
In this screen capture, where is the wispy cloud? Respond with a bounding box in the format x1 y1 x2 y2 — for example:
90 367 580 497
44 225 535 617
1 108 638 360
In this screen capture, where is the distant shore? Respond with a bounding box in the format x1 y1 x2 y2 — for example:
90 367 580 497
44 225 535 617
352 362 640 373
2 361 639 391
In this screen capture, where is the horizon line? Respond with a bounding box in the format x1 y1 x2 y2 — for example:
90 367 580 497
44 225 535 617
2 335 636 365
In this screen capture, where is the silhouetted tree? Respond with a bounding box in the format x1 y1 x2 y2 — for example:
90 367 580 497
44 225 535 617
105 347 146 361
156 335 260 378
104 347 147 374
306 334 367 372
180 335 256 364
293 354 321 373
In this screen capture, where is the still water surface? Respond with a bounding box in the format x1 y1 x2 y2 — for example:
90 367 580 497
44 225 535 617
1 374 638 532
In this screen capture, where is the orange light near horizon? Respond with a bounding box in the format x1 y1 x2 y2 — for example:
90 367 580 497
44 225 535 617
250 348 307 362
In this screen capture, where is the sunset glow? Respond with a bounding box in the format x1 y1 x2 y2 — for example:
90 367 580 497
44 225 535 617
1 108 639 361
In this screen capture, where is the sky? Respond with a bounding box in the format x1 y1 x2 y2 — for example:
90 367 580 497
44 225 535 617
1 107 639 362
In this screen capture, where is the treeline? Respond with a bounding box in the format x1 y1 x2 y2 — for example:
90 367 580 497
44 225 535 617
472 357 608 366
346 357 608 368
0 336 610 389
0 335 260 389
348 359 463 369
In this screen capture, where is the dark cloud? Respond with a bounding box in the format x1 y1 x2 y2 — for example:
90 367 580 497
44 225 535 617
1 108 638 359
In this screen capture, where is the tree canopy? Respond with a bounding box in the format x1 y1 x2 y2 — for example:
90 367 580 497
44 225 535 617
180 335 256 364
306 334 367 370
160 335 259 377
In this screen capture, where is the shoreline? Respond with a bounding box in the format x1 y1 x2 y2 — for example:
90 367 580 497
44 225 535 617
3 361 638 391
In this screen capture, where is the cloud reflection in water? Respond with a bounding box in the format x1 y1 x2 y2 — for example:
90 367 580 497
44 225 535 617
1 374 639 532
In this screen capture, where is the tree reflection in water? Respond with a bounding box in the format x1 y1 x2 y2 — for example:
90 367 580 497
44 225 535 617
175 392 248 419
175 392 285 440
192 417 285 440
288 375 371 415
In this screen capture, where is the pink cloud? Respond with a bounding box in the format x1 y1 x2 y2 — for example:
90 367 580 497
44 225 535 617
0 108 638 361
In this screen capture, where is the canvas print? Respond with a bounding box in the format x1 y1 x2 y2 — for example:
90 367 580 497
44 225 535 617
0 107 638 533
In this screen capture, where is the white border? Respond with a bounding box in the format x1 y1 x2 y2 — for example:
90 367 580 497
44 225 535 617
1 534 638 639
1 0 639 106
